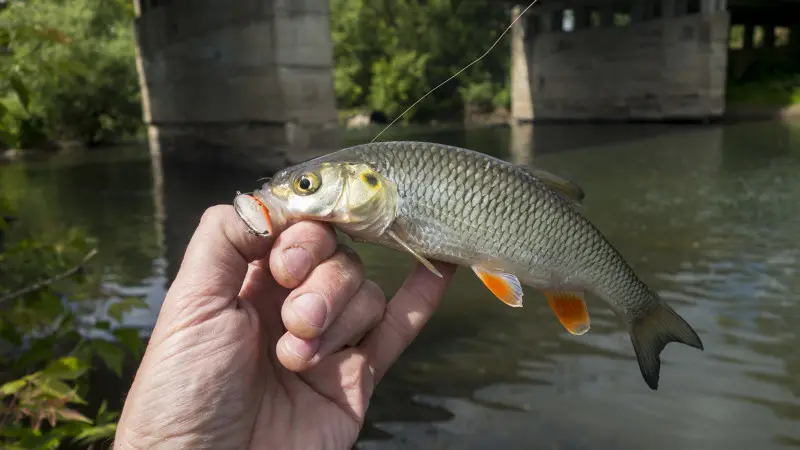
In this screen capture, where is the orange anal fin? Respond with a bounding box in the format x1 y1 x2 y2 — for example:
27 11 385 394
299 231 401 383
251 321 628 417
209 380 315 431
544 290 591 335
471 265 524 307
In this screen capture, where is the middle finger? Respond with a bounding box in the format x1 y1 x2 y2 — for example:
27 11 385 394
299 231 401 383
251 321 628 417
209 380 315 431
281 246 365 341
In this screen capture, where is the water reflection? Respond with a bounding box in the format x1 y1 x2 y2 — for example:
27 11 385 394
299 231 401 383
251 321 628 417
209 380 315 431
1 120 799 448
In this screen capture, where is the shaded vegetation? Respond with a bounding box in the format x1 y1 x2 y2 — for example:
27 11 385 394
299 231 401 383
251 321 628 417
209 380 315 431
330 0 512 122
0 0 141 151
0 194 149 448
727 24 800 108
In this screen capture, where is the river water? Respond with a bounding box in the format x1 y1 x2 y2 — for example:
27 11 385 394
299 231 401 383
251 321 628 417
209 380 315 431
1 121 798 449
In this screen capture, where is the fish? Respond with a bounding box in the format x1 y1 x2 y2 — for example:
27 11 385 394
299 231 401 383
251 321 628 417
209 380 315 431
233 141 704 390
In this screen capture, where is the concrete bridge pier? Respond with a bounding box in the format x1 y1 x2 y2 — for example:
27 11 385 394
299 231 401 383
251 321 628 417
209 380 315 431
132 0 339 171
511 0 731 122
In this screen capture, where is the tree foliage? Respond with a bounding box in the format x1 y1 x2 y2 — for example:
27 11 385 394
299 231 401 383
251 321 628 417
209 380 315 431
330 0 512 122
0 197 149 448
0 0 141 150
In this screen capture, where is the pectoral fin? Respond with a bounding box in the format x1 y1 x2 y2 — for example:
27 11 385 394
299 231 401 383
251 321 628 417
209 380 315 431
387 229 442 278
544 290 591 335
472 265 524 307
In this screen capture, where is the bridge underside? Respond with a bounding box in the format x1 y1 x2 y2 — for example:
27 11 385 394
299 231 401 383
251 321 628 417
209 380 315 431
510 0 800 121
132 0 339 171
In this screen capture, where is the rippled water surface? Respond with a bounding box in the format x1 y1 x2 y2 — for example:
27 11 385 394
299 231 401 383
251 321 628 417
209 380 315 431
1 120 798 449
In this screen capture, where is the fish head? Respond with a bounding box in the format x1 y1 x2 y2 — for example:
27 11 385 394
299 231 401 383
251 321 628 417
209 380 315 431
245 161 398 237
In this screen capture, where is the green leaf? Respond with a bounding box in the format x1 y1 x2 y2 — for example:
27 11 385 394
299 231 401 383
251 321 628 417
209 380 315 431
14 338 59 372
0 379 27 396
56 407 92 424
0 127 18 148
113 327 144 358
72 423 117 445
91 339 123 377
94 320 111 330
33 377 86 404
42 356 89 381
9 74 30 112
0 101 7 119
107 296 148 323
0 320 23 346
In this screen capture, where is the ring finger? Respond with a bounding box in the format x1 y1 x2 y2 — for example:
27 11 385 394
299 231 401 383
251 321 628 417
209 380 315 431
279 280 385 372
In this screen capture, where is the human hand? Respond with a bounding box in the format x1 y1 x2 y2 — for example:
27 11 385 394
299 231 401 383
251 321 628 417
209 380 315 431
113 205 455 450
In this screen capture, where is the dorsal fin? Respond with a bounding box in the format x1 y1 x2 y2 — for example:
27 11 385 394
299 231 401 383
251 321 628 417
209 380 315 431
521 166 585 205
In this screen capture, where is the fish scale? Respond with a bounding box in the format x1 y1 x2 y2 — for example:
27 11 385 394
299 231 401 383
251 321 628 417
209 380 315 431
242 140 705 390
322 141 619 296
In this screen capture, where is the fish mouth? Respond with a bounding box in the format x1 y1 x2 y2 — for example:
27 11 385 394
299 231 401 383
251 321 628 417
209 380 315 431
233 189 286 238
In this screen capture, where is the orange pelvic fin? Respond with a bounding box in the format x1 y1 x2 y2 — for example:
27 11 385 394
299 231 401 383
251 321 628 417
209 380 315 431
472 265 524 307
544 290 591 335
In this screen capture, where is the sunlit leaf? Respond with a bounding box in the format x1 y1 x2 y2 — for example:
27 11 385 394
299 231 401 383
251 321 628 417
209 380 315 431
32 378 85 404
56 407 92 424
0 379 28 396
42 356 88 381
72 422 116 445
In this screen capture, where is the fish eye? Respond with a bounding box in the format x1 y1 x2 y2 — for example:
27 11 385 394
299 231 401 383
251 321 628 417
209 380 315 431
292 172 320 195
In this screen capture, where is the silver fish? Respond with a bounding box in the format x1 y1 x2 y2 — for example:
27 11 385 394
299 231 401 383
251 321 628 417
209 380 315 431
234 141 703 390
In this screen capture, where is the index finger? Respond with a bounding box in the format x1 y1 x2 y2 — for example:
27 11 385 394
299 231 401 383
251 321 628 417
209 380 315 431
359 261 456 384
157 205 274 325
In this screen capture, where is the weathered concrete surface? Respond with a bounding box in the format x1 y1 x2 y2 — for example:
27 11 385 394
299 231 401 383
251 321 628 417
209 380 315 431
133 0 339 170
528 12 731 121
510 5 534 121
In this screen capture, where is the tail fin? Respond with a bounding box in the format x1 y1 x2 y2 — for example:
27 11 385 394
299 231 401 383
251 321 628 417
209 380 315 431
629 301 704 390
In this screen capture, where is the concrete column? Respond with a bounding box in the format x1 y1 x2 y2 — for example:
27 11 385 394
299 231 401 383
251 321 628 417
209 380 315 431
700 0 716 14
509 123 533 166
631 0 646 21
133 0 339 171
661 0 676 17
511 4 534 122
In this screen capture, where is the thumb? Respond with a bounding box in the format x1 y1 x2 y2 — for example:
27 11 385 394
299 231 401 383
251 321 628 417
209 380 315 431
151 205 274 341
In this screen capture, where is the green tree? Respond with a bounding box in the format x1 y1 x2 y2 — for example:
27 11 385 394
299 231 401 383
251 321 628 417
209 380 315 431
330 0 512 122
0 0 141 150
0 197 148 448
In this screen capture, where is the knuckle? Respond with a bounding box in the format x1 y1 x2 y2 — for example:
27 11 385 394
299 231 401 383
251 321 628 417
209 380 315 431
361 280 386 309
198 205 228 227
329 249 365 284
276 223 337 259
382 307 417 346
336 244 364 268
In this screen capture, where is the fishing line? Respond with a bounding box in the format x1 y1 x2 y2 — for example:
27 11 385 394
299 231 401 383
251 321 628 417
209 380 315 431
370 0 540 143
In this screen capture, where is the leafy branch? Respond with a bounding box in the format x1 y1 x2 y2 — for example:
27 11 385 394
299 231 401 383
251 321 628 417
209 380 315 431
0 248 98 305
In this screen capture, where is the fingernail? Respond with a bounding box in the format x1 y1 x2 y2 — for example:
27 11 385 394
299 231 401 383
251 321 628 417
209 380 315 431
292 293 327 329
283 247 312 281
284 336 320 362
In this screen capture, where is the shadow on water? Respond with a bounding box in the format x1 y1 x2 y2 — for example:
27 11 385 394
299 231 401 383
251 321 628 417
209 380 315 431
1 119 799 449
